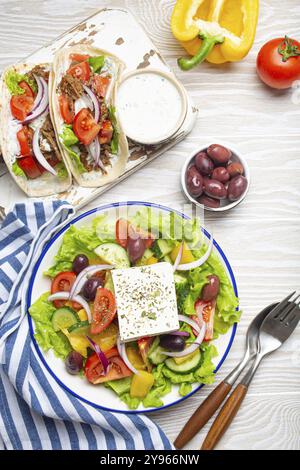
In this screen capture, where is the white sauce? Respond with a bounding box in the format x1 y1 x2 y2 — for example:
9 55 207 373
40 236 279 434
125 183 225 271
116 72 184 144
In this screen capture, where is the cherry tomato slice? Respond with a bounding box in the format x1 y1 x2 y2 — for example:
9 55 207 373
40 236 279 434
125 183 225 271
17 156 41 179
116 218 129 248
17 126 33 157
59 94 75 125
73 108 100 146
51 271 77 309
99 120 113 144
19 81 35 98
10 95 34 121
93 75 110 98
90 288 116 335
85 349 132 384
67 61 91 82
194 299 216 341
69 53 89 63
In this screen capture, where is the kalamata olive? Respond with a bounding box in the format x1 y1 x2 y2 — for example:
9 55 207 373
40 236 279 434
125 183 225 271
186 171 203 197
82 276 104 301
212 166 230 183
65 351 83 375
194 152 214 175
227 161 244 178
202 275 220 302
72 254 89 275
186 164 199 180
204 179 227 200
227 175 248 201
197 194 221 208
207 144 231 164
127 235 146 263
159 335 185 352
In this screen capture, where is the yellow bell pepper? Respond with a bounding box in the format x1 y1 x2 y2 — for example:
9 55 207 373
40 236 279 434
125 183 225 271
126 346 147 370
146 256 158 265
170 241 195 264
130 371 155 399
171 0 259 70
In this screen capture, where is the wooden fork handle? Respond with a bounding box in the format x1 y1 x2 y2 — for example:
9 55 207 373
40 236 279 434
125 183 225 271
174 381 232 449
201 383 248 450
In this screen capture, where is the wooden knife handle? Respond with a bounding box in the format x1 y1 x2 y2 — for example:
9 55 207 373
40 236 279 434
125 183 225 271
201 383 248 450
174 380 232 449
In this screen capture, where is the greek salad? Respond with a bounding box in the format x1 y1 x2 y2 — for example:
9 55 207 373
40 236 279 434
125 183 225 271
29 208 240 410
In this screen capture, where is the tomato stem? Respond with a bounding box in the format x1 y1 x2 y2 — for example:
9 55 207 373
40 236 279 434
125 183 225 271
278 36 300 62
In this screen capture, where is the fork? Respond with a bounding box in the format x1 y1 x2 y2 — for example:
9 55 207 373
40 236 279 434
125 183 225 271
201 292 300 450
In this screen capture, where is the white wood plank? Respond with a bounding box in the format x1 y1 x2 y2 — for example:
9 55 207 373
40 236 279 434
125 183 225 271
0 0 299 450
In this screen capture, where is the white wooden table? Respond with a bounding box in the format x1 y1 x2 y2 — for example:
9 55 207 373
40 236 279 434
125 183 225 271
1 0 300 450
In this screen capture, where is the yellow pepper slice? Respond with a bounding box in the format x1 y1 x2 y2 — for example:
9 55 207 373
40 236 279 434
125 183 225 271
130 371 155 398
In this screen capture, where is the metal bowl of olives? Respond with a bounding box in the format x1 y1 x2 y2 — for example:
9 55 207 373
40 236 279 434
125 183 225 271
181 142 250 212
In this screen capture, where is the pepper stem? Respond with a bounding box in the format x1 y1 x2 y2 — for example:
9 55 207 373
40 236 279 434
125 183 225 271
278 36 300 62
178 36 220 71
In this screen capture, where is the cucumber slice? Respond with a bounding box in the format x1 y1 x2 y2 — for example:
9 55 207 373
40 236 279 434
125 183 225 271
51 307 79 332
68 320 90 336
136 248 154 266
95 243 130 268
148 337 166 365
165 349 201 374
152 239 174 259
105 377 132 396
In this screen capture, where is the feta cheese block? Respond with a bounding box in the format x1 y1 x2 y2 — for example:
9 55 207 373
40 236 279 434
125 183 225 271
112 262 179 342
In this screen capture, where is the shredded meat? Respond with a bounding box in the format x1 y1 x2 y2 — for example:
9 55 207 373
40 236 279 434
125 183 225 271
102 144 112 166
40 115 61 161
28 65 49 81
59 74 83 100
78 144 94 172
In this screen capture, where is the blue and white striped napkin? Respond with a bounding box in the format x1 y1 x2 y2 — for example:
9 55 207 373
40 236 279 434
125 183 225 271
0 201 172 450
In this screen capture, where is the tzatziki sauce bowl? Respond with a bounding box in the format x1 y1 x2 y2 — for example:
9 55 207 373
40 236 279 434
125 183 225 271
116 68 188 145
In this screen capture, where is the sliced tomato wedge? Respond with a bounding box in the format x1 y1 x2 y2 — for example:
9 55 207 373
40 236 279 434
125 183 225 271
93 75 110 98
73 108 100 146
10 95 34 121
137 337 154 371
90 288 116 335
50 271 81 309
85 348 132 384
69 53 89 63
59 94 74 125
99 120 113 144
19 81 35 98
17 126 33 157
194 299 216 341
17 156 41 179
67 61 91 82
116 218 130 248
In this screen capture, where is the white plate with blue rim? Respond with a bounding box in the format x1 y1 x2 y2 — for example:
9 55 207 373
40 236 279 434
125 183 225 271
27 201 238 414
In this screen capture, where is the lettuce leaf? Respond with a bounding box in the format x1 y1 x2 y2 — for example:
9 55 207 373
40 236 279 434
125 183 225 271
5 69 37 96
44 222 103 278
179 383 192 397
12 161 26 178
108 106 119 155
89 56 105 73
29 292 71 359
119 393 141 410
60 125 85 174
55 162 68 180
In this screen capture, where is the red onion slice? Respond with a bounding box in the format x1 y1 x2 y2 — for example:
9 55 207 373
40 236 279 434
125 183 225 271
161 322 206 358
32 124 57 176
173 242 183 272
176 233 214 271
169 331 190 337
22 77 49 124
178 314 201 334
86 336 110 376
83 85 100 123
117 337 139 375
69 264 113 300
48 292 92 322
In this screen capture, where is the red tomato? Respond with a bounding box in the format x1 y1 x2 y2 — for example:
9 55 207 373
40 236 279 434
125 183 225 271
85 349 132 384
17 156 41 179
19 81 35 98
10 95 34 121
73 108 101 146
133 226 155 249
194 299 216 341
257 36 300 89
51 271 77 309
69 53 89 63
17 126 33 157
99 120 113 144
116 218 129 248
67 61 91 82
59 94 74 125
93 75 110 97
137 337 154 371
90 288 116 335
